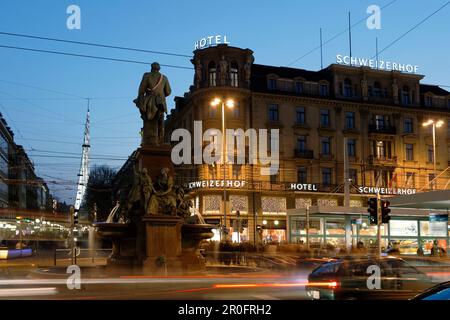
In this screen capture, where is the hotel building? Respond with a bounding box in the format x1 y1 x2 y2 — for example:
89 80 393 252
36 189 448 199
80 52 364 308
165 44 450 251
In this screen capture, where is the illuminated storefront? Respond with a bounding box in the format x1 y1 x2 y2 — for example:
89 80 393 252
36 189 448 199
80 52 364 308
287 206 449 255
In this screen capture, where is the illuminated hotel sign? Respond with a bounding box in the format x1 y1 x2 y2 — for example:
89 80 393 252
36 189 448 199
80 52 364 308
357 186 416 195
187 180 245 189
336 54 419 74
289 183 318 191
194 35 230 50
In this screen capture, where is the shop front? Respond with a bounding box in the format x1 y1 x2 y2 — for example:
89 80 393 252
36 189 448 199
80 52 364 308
287 206 449 255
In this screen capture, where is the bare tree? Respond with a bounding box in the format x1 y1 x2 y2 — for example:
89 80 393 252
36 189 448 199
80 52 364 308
83 165 117 222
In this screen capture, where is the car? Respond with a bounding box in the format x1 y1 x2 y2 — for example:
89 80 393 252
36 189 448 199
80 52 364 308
306 255 434 300
411 281 450 300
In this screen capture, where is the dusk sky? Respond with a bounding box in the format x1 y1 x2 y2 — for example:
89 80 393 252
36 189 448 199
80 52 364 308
0 0 449 203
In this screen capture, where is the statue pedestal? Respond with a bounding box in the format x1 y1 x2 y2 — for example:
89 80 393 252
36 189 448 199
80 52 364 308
142 215 183 274
135 145 174 180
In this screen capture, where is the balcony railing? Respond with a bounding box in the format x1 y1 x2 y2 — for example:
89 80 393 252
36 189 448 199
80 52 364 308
294 149 314 159
368 155 398 165
369 125 396 134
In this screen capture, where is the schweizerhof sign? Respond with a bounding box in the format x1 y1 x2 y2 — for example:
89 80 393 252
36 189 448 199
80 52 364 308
336 54 419 74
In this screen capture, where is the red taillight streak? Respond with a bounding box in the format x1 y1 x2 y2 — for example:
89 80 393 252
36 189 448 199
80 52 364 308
306 281 339 288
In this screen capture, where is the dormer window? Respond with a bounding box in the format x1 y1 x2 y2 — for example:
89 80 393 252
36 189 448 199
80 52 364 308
373 81 382 97
425 95 433 107
230 61 239 87
343 78 353 97
319 83 329 96
268 78 277 90
401 85 411 105
208 61 216 87
295 81 303 93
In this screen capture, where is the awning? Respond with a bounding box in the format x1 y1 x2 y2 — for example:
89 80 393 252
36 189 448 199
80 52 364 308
389 190 450 210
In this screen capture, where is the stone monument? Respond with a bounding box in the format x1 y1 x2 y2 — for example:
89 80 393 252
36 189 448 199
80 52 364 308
93 63 213 275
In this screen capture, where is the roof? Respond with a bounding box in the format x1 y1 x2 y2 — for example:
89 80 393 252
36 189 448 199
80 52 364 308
420 84 450 96
250 64 332 92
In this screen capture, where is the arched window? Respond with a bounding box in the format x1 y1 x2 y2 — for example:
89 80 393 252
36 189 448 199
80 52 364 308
230 61 239 87
208 61 216 87
401 85 411 105
343 78 353 97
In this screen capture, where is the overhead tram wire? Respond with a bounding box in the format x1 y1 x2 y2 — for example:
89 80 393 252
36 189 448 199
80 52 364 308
0 31 192 58
0 44 194 70
286 0 398 67
369 1 450 59
0 79 85 99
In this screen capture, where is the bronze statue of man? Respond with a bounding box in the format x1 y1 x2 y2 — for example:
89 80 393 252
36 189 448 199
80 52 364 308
134 62 171 146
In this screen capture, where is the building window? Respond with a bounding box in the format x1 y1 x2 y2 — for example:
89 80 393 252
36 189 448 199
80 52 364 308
296 107 305 125
347 139 356 157
209 106 217 118
232 164 241 179
208 61 216 87
322 168 332 186
368 85 373 97
401 85 411 105
233 105 240 118
268 78 277 90
297 167 307 183
404 118 413 133
230 62 239 87
373 114 390 130
295 81 303 93
349 169 358 184
343 78 353 97
405 172 415 187
319 84 329 96
405 143 414 161
447 99 450 109
270 172 280 184
320 109 330 127
268 104 279 122
261 196 287 215
373 81 382 97
373 140 392 159
230 195 248 214
203 195 222 214
297 135 307 152
429 173 436 190
345 112 355 129
427 145 434 163
321 137 331 155
208 165 216 179
425 95 433 107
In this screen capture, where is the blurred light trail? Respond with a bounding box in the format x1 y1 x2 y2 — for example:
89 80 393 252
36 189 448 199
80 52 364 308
0 287 57 297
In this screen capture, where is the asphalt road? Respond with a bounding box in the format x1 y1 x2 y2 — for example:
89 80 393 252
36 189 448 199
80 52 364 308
1 255 449 300
0 271 313 300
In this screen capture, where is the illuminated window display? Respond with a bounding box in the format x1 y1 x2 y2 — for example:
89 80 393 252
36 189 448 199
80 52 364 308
261 196 286 215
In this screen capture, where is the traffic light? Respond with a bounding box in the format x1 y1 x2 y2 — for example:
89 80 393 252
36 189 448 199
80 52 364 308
381 200 391 224
367 198 378 225
73 209 79 226
221 225 228 235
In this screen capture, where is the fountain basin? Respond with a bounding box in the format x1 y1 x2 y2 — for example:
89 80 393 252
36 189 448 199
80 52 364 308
181 224 214 242
92 222 135 239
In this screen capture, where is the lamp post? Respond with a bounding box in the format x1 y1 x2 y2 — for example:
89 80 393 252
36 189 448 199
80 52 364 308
423 119 444 188
211 97 235 241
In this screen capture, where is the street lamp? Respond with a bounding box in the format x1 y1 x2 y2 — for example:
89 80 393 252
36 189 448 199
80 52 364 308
210 97 235 241
423 119 444 188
